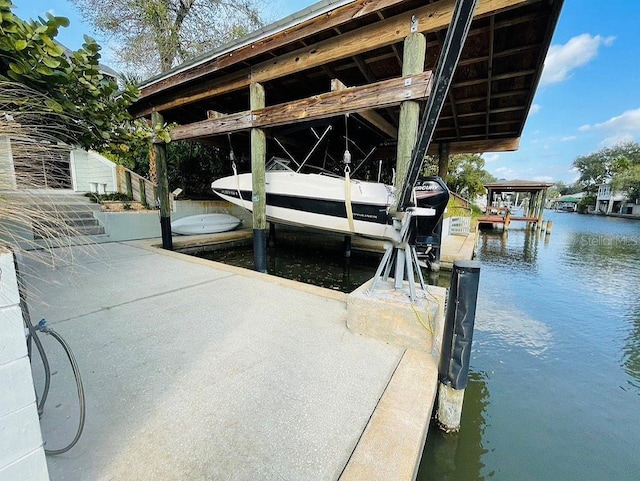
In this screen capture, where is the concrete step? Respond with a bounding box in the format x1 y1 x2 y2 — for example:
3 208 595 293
33 223 105 239
39 216 102 228
26 191 106 239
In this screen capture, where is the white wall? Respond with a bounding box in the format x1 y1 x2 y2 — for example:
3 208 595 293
0 250 50 481
441 216 451 239
0 136 17 190
70 149 116 193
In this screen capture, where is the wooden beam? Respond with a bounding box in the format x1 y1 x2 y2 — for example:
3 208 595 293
453 68 537 88
330 79 397 138
171 111 252 141
170 71 431 141
134 0 533 117
426 137 520 154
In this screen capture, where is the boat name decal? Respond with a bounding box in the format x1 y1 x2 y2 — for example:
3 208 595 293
217 189 239 197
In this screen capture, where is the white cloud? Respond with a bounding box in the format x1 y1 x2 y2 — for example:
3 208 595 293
494 166 517 179
532 175 554 183
580 108 640 146
530 104 541 114
561 136 577 142
482 153 500 163
593 108 640 133
600 133 635 147
540 34 615 86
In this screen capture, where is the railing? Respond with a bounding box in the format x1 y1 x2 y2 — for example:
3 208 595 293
449 216 471 236
115 165 157 207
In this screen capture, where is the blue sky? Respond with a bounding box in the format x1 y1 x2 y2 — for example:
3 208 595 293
12 1 640 184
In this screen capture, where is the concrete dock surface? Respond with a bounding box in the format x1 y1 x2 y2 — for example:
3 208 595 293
22 241 438 481
440 231 478 270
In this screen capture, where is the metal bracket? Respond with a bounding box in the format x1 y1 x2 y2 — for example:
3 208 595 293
411 15 418 33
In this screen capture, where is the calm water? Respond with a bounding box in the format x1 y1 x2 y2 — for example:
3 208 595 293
196 230 449 291
197 214 640 480
419 212 640 481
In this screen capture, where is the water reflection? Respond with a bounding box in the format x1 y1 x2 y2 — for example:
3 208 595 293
196 232 451 293
262 237 380 292
622 306 640 391
421 214 640 480
561 228 640 387
417 371 490 481
475 298 553 357
478 227 540 266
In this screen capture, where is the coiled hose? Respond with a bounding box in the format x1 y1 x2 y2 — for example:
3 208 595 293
27 318 86 455
16 255 85 455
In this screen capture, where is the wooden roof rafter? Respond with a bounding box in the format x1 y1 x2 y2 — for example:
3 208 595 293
132 0 534 118
129 0 564 157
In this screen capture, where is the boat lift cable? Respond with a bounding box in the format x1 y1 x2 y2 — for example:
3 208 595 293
14 255 86 455
343 114 355 232
396 0 479 211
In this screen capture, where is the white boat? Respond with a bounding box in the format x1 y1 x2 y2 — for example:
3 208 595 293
171 213 241 235
211 158 448 243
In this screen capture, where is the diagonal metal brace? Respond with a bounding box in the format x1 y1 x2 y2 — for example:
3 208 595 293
397 0 479 210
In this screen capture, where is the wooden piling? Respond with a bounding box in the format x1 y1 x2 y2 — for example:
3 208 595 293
437 260 481 432
394 31 426 209
251 82 267 272
151 111 172 250
437 142 450 179
546 220 553 234
538 189 547 224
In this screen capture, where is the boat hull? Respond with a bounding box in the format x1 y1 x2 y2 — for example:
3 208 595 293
171 214 241 235
212 171 402 240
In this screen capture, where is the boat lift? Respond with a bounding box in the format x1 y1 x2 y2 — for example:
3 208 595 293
371 0 478 301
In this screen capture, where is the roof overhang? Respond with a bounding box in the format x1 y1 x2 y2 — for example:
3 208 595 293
129 0 564 160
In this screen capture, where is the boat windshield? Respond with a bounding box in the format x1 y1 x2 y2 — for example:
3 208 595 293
266 157 294 172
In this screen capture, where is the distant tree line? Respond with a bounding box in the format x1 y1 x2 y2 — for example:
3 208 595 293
572 142 640 200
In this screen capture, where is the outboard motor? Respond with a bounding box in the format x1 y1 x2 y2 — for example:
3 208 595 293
410 176 450 263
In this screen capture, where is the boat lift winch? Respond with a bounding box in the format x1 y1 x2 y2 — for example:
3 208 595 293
371 0 478 301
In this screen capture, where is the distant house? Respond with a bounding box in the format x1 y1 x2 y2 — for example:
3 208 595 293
550 193 585 212
1 135 117 194
595 183 640 216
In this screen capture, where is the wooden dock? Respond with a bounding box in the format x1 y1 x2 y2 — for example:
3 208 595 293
477 214 540 228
